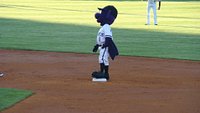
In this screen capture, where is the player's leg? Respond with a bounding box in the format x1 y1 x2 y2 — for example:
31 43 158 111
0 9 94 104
100 63 104 73
99 48 108 72
104 65 109 80
99 47 110 80
92 48 107 79
99 48 105 69
102 48 110 80
153 3 158 25
146 4 151 25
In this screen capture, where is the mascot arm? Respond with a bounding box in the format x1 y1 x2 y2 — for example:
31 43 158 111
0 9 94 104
102 37 112 48
102 37 119 60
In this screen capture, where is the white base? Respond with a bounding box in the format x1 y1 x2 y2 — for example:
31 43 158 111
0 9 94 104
0 73 4 77
92 78 107 82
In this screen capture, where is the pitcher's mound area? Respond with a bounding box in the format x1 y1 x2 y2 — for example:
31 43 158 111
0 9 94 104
0 50 200 113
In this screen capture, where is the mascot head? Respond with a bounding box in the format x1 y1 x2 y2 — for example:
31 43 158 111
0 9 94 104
95 5 118 26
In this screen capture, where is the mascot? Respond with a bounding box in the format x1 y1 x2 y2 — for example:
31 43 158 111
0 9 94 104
92 5 119 81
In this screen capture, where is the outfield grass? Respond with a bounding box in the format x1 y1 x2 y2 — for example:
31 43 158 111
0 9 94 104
0 0 199 60
0 88 33 111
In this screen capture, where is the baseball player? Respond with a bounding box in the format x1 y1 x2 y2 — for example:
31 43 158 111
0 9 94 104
92 5 119 80
146 0 161 25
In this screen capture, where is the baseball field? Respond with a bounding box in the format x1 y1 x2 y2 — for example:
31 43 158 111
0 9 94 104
0 0 200 113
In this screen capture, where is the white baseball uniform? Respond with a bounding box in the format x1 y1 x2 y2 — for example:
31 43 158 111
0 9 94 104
96 24 113 66
146 0 161 25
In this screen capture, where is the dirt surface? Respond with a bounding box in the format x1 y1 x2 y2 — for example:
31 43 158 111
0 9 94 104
0 50 200 113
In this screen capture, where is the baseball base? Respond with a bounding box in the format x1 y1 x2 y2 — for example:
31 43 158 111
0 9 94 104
0 72 4 77
92 78 107 82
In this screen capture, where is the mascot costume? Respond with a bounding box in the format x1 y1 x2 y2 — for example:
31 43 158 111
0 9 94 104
92 5 119 81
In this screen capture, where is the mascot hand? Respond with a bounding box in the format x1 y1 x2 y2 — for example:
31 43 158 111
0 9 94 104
93 44 99 52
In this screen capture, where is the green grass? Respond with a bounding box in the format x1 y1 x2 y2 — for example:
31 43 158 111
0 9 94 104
0 0 200 60
0 88 33 111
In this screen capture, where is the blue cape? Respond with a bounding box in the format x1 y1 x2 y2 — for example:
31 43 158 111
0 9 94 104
104 37 119 60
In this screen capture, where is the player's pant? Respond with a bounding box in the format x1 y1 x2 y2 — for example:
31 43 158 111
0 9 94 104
99 47 109 66
146 3 157 25
98 47 110 77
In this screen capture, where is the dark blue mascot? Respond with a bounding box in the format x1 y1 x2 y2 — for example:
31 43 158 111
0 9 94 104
92 5 119 81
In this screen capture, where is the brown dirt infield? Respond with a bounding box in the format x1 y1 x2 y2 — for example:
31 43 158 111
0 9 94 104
0 50 200 113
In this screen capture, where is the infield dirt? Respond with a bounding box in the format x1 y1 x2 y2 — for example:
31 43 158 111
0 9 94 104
0 50 200 113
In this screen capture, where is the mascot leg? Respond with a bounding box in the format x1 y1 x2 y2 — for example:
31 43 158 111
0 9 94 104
104 65 109 80
100 63 104 73
92 63 109 80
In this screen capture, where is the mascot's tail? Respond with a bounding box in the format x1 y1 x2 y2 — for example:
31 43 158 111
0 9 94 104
105 37 118 60
109 39 119 60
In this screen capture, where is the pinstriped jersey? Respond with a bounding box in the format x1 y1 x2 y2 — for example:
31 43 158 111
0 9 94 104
96 24 113 46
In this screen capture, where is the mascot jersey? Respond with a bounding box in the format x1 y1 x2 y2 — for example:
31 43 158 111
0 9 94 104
96 24 118 66
97 24 112 46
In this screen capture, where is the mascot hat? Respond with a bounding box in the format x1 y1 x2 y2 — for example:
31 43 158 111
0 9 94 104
95 5 118 26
